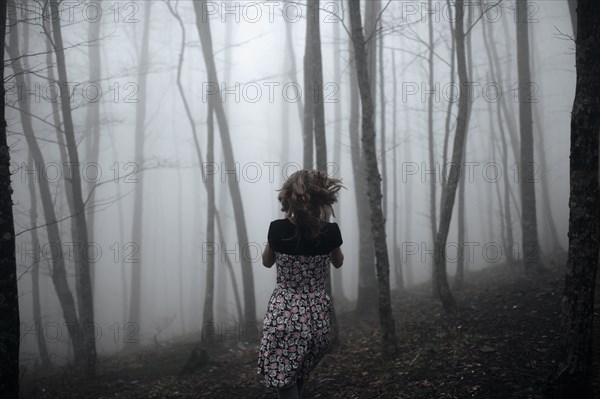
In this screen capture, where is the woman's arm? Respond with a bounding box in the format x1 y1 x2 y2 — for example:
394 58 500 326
262 243 275 267
331 246 344 268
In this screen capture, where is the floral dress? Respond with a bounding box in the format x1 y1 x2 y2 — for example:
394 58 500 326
257 219 343 388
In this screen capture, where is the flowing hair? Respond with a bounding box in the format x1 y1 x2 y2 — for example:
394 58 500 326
277 169 344 240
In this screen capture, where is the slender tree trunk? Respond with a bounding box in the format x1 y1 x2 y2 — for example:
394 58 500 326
455 3 474 289
310 0 327 171
193 0 256 326
0 0 20 393
378 17 386 218
332 6 347 303
302 0 315 168
392 51 403 291
349 32 377 315
27 139 51 368
545 2 600 397
348 0 396 350
128 2 152 346
516 0 541 271
434 0 472 312
203 101 216 335
442 0 455 192
85 0 102 290
427 0 438 293
401 49 414 287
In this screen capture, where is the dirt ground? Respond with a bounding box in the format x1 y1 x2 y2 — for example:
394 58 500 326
20 254 600 398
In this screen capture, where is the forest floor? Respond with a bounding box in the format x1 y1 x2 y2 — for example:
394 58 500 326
21 253 600 399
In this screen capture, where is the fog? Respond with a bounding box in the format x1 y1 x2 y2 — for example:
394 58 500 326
7 0 575 382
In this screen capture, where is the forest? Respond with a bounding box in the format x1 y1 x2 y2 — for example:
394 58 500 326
0 0 599 398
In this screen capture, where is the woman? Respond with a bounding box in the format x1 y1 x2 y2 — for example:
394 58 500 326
257 169 344 399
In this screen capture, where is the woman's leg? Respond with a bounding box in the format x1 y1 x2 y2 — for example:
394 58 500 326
296 378 304 398
277 383 298 399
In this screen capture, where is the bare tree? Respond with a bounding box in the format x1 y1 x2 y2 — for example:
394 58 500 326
434 0 472 312
545 2 600 397
49 0 97 374
193 0 256 326
6 2 87 369
348 0 396 350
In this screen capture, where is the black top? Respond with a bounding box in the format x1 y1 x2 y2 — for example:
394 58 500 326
267 219 343 256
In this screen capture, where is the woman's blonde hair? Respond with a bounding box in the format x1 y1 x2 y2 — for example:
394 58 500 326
277 169 343 239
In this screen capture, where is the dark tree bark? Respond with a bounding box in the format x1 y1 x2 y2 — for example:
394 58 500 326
545 1 600 397
348 28 377 315
193 0 256 326
0 0 20 395
348 0 396 350
516 0 541 271
128 2 152 347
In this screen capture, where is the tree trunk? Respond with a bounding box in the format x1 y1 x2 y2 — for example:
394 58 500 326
302 0 315 168
128 2 152 346
434 0 472 312
455 3 474 289
545 2 600 397
203 100 216 334
348 29 377 315
516 0 541 271
193 0 256 326
392 51 403 290
427 0 438 295
348 0 396 350
378 16 387 218
0 0 20 394
27 137 51 368
332 5 347 303
85 0 102 290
